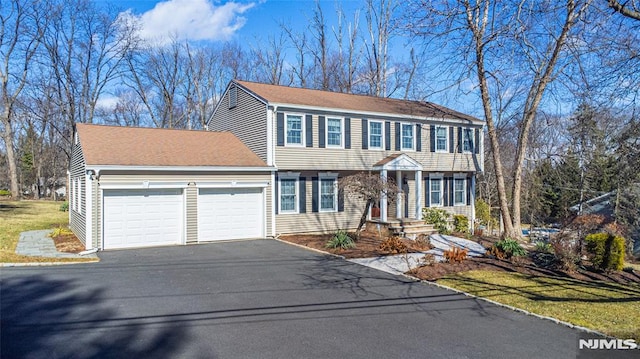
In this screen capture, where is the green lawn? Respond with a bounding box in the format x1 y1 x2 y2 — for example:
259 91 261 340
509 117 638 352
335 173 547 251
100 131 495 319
438 270 640 341
0 200 94 263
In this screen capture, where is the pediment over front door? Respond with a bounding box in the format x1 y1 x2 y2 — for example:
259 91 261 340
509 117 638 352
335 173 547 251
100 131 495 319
372 153 423 171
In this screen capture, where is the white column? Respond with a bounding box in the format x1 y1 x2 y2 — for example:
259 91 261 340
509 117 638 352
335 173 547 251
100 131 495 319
415 170 422 219
85 171 93 250
380 169 388 222
396 170 402 218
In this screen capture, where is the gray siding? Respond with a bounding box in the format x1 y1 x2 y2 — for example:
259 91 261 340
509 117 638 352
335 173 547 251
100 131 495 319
275 171 365 234
209 85 268 162
69 139 86 245
274 112 481 172
186 183 198 244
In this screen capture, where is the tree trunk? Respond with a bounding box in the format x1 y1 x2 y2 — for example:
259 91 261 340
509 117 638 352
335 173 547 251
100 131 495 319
356 199 373 235
2 114 20 199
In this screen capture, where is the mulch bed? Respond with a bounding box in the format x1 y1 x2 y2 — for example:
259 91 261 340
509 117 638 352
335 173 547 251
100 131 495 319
51 233 85 253
280 233 640 286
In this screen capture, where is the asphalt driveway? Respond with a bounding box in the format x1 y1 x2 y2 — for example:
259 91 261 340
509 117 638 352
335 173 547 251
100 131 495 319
2 239 583 358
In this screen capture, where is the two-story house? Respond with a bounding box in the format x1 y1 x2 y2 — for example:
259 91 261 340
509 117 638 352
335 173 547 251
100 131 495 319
68 80 483 251
209 80 484 237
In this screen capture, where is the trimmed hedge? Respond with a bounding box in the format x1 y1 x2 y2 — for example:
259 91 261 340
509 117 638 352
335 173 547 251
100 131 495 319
585 232 625 271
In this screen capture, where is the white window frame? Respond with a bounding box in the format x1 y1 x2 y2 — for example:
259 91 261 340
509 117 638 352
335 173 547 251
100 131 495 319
463 128 474 153
429 174 443 207
400 122 415 151
318 172 338 213
453 174 467 206
325 116 344 148
285 113 305 147
435 125 448 152
279 173 300 214
368 120 384 150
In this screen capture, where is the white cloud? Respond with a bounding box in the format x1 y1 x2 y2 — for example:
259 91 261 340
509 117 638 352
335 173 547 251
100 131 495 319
124 0 255 46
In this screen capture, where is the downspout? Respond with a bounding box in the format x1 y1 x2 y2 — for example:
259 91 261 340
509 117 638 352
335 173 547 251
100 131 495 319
270 105 278 238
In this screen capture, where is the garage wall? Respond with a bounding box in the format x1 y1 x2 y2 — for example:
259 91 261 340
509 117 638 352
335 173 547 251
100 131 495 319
69 140 87 245
97 171 273 247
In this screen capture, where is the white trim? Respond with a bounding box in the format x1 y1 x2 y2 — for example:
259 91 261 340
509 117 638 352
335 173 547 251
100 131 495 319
428 174 444 207
85 172 93 250
269 102 485 125
462 128 474 153
99 181 190 190
78 178 82 214
368 120 385 150
435 125 449 153
278 172 300 214
372 153 423 171
453 174 467 206
87 165 275 173
400 122 415 151
318 172 338 213
270 172 276 236
284 112 306 147
197 181 269 189
325 116 344 149
266 106 274 166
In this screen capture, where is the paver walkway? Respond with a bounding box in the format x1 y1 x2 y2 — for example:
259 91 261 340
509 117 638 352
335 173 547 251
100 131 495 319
348 234 485 275
15 230 98 259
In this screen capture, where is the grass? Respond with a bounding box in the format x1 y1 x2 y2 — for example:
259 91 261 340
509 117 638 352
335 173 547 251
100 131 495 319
438 270 640 341
0 200 95 263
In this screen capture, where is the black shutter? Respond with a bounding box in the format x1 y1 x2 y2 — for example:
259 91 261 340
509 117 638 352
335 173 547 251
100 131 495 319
449 127 455 153
362 119 368 149
385 121 391 150
338 186 345 212
305 115 313 147
416 124 422 152
475 128 480 154
319 116 325 148
345 117 351 149
466 176 471 206
311 177 319 212
425 178 430 207
458 127 463 153
395 122 401 150
449 177 455 206
443 178 448 207
277 112 284 146
299 177 306 213
430 125 436 152
274 174 279 214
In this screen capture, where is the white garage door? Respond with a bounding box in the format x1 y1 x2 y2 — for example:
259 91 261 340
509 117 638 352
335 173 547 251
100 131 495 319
198 187 264 241
103 189 183 249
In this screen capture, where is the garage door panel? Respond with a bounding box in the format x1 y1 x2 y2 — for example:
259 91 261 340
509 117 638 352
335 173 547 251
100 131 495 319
198 188 264 241
104 189 183 249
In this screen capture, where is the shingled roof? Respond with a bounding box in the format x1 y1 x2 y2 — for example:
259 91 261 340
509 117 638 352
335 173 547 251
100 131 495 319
75 124 268 168
234 80 482 123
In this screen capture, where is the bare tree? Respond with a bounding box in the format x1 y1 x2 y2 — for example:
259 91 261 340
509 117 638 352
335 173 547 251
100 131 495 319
0 0 44 198
607 0 640 20
363 0 398 97
339 172 400 235
408 0 593 238
251 34 290 86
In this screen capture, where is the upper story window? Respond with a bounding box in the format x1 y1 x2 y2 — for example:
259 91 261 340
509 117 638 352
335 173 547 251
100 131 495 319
286 114 304 146
401 123 414 151
463 128 474 153
319 173 338 212
436 126 448 152
369 121 384 149
228 85 237 109
326 117 343 148
454 176 466 206
429 175 443 207
279 175 299 214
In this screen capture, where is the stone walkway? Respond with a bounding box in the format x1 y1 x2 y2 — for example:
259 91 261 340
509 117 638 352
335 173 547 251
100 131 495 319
348 234 485 275
15 230 98 259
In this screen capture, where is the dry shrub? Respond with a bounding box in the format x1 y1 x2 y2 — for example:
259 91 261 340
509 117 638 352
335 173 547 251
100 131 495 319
550 232 580 272
379 236 408 254
421 253 437 266
443 246 468 263
486 245 506 259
